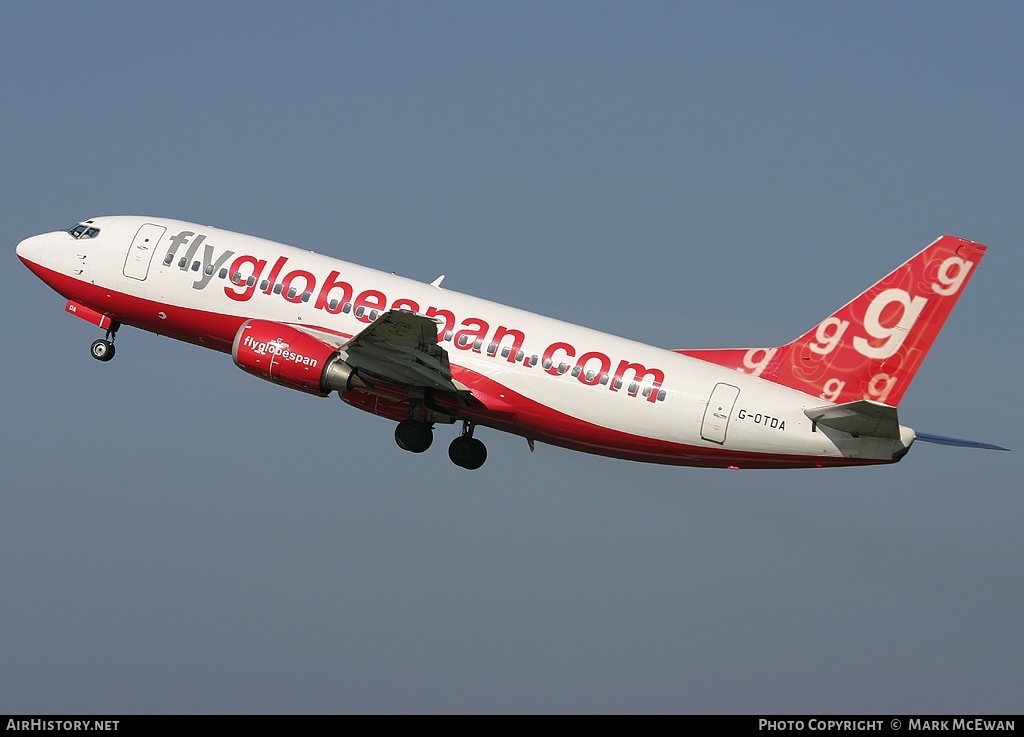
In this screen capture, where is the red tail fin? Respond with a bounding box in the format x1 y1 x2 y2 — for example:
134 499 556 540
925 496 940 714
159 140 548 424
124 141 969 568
677 235 987 405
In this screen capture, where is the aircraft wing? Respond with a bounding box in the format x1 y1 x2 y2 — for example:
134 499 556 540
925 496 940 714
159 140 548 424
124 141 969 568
338 309 466 394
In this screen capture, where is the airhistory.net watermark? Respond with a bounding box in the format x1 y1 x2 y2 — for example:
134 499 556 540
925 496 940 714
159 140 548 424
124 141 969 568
6 721 118 731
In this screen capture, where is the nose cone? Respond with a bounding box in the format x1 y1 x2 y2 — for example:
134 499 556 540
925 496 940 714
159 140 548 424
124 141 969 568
16 233 47 264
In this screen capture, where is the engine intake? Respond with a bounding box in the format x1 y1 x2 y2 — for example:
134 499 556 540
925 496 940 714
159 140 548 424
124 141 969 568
232 319 363 396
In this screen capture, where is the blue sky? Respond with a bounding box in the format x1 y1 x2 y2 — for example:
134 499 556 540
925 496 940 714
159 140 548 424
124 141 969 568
2 2 1021 713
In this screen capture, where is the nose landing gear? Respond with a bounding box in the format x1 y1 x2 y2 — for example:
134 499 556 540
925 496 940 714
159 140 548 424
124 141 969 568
90 325 119 362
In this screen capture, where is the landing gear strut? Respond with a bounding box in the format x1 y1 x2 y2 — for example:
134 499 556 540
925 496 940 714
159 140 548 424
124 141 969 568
449 421 487 470
394 419 433 453
90 326 118 362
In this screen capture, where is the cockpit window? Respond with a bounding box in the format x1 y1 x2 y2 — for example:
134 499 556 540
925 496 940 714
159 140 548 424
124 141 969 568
67 223 100 239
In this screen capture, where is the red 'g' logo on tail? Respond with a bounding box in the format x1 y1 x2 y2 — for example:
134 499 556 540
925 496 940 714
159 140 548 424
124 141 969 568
676 236 987 406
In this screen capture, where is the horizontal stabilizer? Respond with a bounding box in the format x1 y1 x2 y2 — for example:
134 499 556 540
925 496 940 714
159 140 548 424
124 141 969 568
804 400 900 439
915 432 1009 451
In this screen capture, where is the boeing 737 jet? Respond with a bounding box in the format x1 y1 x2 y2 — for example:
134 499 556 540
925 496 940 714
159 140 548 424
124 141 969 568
16 217 1006 470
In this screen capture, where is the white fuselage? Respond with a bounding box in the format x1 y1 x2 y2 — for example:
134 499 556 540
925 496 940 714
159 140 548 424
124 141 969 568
17 216 913 468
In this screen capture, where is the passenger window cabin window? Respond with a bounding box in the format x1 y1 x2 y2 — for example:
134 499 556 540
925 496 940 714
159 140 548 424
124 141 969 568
219 268 228 279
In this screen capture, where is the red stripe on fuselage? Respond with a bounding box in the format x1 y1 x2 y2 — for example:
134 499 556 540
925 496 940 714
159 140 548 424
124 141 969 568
21 257 246 351
444 366 883 469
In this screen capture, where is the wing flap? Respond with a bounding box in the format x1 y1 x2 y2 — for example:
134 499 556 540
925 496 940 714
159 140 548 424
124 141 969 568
340 309 465 394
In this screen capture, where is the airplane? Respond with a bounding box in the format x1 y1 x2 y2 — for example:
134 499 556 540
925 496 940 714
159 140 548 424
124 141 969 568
16 216 1007 470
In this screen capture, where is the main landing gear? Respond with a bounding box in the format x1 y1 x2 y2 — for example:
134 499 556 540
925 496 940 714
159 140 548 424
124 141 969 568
393 418 488 470
90 326 118 362
394 419 433 453
448 421 487 470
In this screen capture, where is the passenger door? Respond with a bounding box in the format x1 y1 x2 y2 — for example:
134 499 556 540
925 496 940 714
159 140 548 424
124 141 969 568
123 223 166 280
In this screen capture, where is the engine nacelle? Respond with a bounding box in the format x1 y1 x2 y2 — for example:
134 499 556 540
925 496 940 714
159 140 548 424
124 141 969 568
232 319 361 396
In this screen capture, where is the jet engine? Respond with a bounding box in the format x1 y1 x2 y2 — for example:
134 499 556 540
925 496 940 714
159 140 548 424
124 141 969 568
231 319 362 396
